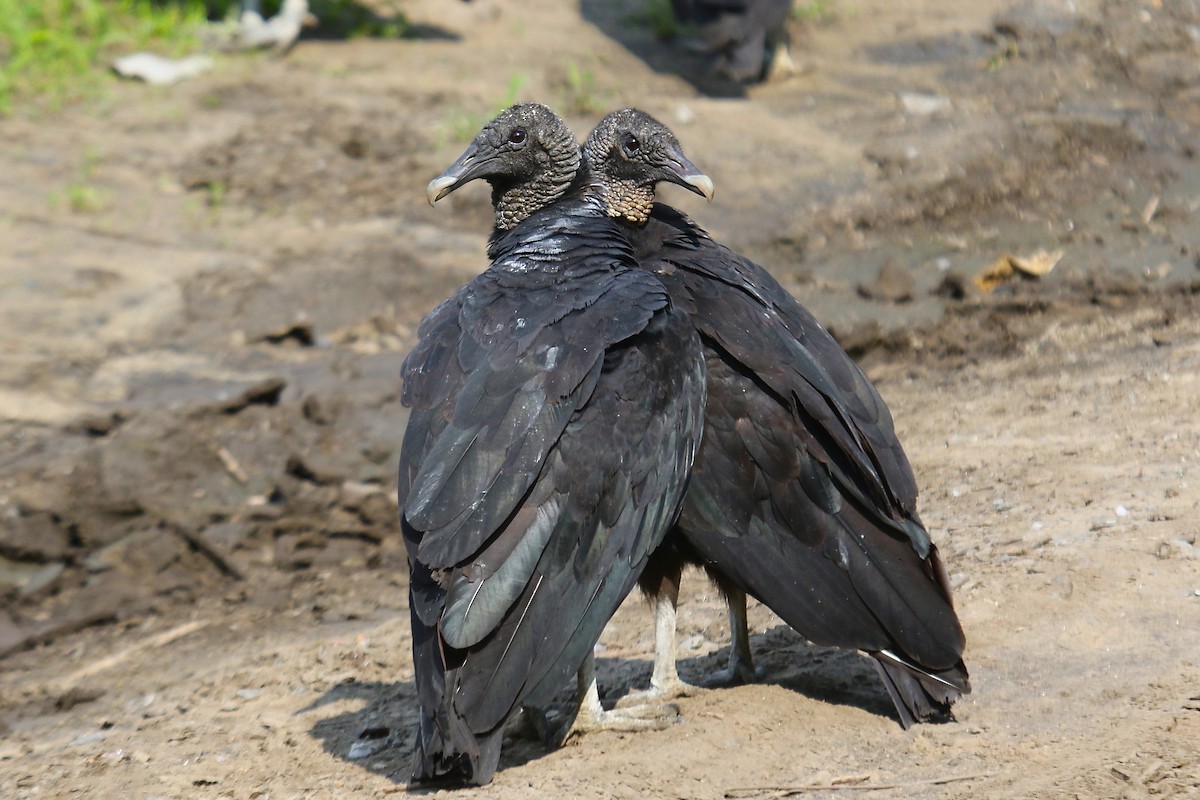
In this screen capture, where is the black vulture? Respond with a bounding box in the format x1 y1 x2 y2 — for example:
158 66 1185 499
581 108 970 727
402 103 708 787
672 0 795 82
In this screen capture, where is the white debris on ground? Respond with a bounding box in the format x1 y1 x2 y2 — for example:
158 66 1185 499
112 53 214 85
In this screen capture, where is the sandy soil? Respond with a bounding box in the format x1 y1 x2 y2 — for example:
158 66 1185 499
3 0 1200 797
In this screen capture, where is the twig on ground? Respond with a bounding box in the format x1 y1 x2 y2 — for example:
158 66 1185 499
173 525 245 580
54 620 210 690
724 772 992 798
217 446 249 483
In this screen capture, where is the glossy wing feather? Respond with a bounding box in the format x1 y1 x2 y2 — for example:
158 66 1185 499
403 201 706 786
633 203 969 723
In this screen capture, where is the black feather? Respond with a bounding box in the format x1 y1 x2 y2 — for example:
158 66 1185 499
631 202 970 723
402 194 706 787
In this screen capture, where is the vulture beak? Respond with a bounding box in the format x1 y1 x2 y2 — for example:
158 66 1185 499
680 171 715 203
426 142 496 206
660 145 714 203
426 174 460 206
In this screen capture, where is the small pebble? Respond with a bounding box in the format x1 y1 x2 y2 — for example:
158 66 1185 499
348 739 386 760
898 92 951 115
69 731 106 747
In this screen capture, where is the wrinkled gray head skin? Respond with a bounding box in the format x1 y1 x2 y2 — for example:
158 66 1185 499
426 103 580 231
582 108 714 226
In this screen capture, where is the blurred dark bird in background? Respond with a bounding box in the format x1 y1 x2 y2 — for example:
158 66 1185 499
672 0 796 82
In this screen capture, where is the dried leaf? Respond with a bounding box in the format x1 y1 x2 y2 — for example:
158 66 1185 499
1010 249 1063 277
974 249 1062 292
973 258 1014 292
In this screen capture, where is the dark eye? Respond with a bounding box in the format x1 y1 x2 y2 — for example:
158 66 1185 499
622 133 640 153
509 129 527 145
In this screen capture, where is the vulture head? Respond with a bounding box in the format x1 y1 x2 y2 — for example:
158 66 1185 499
427 103 580 231
582 108 714 225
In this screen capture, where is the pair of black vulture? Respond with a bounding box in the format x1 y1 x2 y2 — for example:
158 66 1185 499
400 103 969 788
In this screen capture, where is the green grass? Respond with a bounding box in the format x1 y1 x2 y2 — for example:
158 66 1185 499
560 61 603 115
793 0 838 23
0 0 209 114
50 147 109 213
0 1 410 115
624 0 685 41
986 39 1019 71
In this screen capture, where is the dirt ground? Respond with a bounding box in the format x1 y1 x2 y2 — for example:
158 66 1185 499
3 0 1200 797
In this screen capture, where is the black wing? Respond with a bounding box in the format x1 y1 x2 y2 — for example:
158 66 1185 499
640 204 918 512
402 221 705 786
636 204 967 725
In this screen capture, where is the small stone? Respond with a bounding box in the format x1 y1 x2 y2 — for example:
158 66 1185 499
339 481 383 510
126 694 156 713
0 611 27 657
346 741 373 759
857 261 915 304
898 92 952 115
1143 262 1172 282
69 731 106 747
1 511 71 561
19 562 65 597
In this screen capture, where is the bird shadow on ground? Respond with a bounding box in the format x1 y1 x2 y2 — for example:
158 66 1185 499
578 0 750 98
301 675 569 788
596 624 902 725
303 678 420 788
301 626 906 788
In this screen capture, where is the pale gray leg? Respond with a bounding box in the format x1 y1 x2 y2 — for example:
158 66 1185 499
647 581 707 696
702 587 762 686
553 654 681 744
616 567 708 706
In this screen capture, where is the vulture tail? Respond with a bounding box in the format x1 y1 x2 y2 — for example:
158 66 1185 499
870 648 970 729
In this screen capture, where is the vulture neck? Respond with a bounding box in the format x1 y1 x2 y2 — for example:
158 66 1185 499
581 128 654 226
492 135 580 231
593 176 654 226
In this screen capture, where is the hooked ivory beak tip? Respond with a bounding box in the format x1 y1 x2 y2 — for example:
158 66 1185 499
426 175 459 206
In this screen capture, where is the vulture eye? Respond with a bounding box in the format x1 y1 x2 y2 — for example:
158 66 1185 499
622 133 640 153
508 129 527 145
